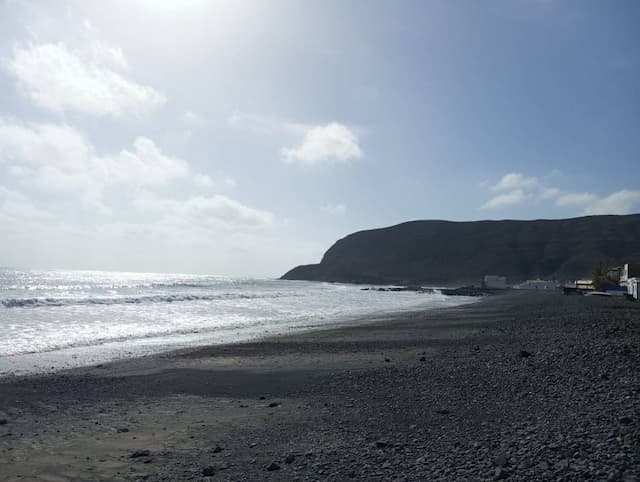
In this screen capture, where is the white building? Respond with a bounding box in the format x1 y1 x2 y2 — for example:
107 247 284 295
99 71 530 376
625 278 639 300
618 263 640 300
620 263 640 283
516 279 558 290
483 275 508 289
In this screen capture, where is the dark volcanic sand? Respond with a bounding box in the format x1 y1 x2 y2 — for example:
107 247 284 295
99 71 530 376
0 291 639 481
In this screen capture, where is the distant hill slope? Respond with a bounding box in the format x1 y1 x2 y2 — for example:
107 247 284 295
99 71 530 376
281 214 640 285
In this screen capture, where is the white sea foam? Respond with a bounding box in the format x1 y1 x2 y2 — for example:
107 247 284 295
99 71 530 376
0 268 477 375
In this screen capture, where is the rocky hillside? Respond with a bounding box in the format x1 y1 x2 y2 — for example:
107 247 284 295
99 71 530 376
282 214 640 285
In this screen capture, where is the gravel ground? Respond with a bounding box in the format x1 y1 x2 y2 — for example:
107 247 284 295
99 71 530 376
0 291 638 481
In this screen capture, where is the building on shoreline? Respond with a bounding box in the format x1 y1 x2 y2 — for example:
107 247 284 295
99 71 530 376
619 263 640 300
627 278 639 300
620 263 640 283
515 279 559 290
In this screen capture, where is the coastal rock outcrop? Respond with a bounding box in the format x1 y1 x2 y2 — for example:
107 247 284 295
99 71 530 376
282 214 640 285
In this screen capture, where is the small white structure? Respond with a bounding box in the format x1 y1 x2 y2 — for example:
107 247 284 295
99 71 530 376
516 279 558 290
483 275 508 289
621 263 640 283
626 277 639 300
574 280 594 290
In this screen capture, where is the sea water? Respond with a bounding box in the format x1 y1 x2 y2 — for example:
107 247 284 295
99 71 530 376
0 268 476 376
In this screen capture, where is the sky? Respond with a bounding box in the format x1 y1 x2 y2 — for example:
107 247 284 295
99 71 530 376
0 0 639 277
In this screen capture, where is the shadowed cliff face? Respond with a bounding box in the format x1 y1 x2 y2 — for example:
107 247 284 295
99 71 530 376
282 214 640 285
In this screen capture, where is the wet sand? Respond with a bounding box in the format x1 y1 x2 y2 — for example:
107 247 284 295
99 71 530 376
0 291 638 481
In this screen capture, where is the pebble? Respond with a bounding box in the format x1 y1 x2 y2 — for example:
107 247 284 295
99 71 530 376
130 450 151 459
494 467 508 479
494 455 507 467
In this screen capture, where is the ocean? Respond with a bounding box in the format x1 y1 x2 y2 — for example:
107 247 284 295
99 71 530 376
0 268 476 376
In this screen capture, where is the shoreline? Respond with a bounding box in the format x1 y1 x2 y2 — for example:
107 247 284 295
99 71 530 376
1 291 638 481
0 291 480 379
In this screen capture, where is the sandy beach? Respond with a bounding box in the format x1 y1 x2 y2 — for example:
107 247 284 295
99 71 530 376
1 291 639 481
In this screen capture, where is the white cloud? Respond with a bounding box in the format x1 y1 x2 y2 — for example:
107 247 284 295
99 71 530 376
98 137 190 186
281 122 363 165
134 191 273 229
539 187 561 200
0 119 203 210
5 42 166 117
0 186 27 201
490 172 539 192
182 111 205 127
2 198 52 220
555 192 598 207
228 113 364 166
193 173 215 188
483 172 640 215
481 189 527 209
0 186 51 220
583 190 640 215
320 203 346 215
223 177 237 188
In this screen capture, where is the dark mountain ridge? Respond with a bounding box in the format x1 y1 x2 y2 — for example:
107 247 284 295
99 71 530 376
281 214 640 286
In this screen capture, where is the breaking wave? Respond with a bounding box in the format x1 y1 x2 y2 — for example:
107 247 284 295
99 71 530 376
1 292 292 309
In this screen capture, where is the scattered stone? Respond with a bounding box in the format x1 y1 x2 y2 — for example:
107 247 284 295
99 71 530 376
385 358 391 363
494 467 508 479
375 440 388 448
619 416 633 425
537 461 549 471
117 427 129 433
202 466 216 476
213 445 223 453
435 409 451 415
519 350 532 358
268 402 280 408
572 461 587 472
0 419 7 425
266 461 280 471
419 356 426 362
285 454 296 464
494 455 508 467
129 450 151 458
259 396 266 400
